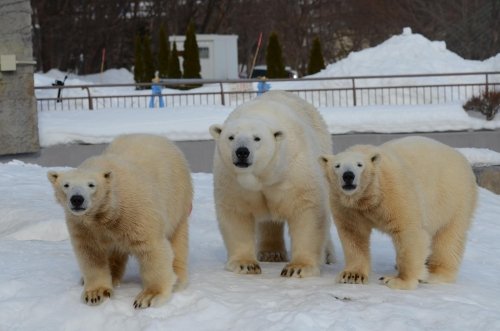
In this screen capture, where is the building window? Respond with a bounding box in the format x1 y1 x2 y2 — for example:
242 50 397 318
199 47 209 59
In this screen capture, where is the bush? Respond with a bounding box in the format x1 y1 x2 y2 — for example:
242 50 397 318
158 25 170 78
133 34 144 86
265 32 287 78
307 37 325 75
182 22 201 79
463 90 500 121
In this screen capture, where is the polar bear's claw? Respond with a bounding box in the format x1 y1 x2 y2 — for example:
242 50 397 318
82 287 112 306
337 271 368 284
281 263 319 278
226 260 262 274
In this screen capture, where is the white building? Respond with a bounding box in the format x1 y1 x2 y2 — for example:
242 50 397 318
169 34 238 80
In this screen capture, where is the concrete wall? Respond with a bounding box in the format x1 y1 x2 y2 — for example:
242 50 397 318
0 0 39 156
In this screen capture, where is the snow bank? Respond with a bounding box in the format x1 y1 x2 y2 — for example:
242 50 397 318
312 28 498 78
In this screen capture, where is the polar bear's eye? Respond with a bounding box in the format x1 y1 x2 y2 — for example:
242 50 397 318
63 183 69 188
88 183 95 188
357 163 363 167
334 164 340 169
228 136 234 141
254 136 261 142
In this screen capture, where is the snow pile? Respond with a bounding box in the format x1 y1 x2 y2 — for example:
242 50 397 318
312 28 498 78
1 161 500 330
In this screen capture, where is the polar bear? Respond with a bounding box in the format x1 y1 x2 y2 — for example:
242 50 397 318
48 134 193 308
320 136 478 290
209 91 335 277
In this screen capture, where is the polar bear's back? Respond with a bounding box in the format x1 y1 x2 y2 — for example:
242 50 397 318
380 136 477 232
381 136 474 184
83 134 192 229
231 91 332 154
382 136 470 172
104 134 187 175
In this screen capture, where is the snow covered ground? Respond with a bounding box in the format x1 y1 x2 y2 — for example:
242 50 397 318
1 28 500 330
1 161 500 331
38 103 500 147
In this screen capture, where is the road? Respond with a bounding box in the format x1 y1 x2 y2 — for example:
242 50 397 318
2 130 499 172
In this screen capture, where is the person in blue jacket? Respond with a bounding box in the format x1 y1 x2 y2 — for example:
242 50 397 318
257 76 271 96
149 74 165 108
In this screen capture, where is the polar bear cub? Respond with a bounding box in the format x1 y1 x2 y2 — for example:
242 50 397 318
320 136 477 289
48 134 193 308
210 91 335 278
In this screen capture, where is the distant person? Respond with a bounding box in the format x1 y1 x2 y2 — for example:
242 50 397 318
257 77 271 96
52 75 67 103
149 74 165 108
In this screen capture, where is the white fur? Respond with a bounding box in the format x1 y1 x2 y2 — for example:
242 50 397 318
210 91 335 278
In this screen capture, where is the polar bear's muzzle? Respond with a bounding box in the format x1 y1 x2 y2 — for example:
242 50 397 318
341 171 357 191
67 187 91 215
233 146 252 168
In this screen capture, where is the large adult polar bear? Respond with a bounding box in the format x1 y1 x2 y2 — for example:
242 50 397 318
209 91 334 277
320 136 478 290
48 134 193 308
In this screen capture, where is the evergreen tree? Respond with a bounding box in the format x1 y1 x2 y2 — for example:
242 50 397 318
168 43 182 79
307 37 325 75
133 34 144 84
182 22 202 79
142 35 155 84
158 25 170 78
265 32 287 78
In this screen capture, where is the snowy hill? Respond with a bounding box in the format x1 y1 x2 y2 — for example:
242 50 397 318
311 28 499 77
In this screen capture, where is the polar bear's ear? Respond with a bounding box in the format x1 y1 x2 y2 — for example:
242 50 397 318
103 171 112 181
209 124 223 139
318 154 333 169
273 131 284 141
47 171 59 184
370 153 381 164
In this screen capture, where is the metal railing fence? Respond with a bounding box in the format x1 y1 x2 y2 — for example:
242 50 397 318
35 71 500 111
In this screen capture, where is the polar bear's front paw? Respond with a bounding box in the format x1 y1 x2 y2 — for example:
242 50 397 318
337 270 368 284
379 275 418 290
226 260 262 274
82 287 112 306
257 250 288 262
280 263 320 278
133 288 171 309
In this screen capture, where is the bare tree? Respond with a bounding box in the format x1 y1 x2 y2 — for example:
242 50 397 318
31 0 500 75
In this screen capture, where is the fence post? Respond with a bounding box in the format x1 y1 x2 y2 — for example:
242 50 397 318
485 73 489 94
82 87 93 110
219 82 225 105
351 78 357 106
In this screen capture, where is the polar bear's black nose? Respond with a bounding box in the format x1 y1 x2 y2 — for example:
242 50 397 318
342 171 355 184
70 194 85 207
236 147 250 159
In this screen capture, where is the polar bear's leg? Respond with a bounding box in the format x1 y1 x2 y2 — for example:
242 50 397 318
335 215 371 284
281 209 326 277
71 233 113 305
109 251 128 287
133 239 176 309
171 218 189 290
219 210 261 274
426 215 471 283
256 221 288 262
380 227 430 290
